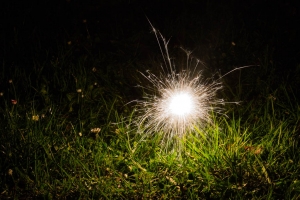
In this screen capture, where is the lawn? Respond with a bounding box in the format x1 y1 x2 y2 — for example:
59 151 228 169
1 1 299 199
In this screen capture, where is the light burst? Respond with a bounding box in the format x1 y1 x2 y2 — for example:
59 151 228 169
134 21 225 150
136 66 223 145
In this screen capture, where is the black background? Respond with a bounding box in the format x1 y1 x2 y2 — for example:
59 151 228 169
1 0 299 75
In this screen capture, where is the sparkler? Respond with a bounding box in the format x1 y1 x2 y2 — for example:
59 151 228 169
136 68 223 144
135 20 251 151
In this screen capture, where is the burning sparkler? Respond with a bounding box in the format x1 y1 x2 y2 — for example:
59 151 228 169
135 20 251 151
137 68 224 142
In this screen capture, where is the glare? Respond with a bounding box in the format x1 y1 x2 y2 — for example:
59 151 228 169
168 92 193 116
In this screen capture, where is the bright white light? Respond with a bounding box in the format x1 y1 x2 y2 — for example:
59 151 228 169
168 92 193 116
136 68 223 146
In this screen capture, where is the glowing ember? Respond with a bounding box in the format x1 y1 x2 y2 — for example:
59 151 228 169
168 92 193 116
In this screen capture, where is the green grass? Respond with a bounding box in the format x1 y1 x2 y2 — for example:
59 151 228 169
1 45 299 199
1 2 300 199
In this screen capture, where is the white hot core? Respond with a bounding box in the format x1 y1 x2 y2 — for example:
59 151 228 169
168 92 193 116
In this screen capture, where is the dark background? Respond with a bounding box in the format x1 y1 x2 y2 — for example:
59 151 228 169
1 2 300 198
1 0 299 82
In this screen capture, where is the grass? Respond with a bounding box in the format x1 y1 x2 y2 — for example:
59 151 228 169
1 46 299 200
1 64 299 199
1 1 300 199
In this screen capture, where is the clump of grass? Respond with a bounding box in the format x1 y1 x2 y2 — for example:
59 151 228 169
1 46 299 199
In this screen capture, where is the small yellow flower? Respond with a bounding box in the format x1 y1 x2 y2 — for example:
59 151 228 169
8 169 13 176
78 132 82 137
32 115 39 121
77 89 82 93
92 67 97 72
8 79 13 84
0 92 3 96
91 128 101 134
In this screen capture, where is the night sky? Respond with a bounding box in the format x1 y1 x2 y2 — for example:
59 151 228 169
1 0 299 75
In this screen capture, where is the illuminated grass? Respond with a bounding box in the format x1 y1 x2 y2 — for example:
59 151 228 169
0 44 299 199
